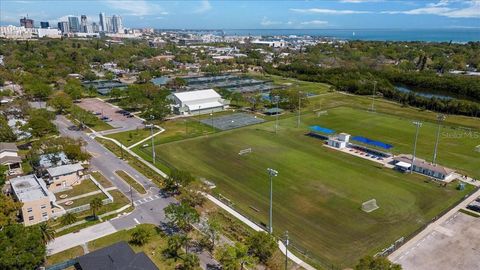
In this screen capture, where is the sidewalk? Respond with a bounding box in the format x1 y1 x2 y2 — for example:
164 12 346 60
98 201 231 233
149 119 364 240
204 194 317 270
47 222 118 255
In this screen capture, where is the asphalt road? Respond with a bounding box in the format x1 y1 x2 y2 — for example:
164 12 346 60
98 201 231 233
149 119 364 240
53 115 219 268
55 115 156 201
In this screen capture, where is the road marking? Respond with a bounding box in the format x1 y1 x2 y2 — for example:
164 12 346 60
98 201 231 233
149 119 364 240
133 218 140 224
133 201 138 206
154 194 160 199
135 174 140 178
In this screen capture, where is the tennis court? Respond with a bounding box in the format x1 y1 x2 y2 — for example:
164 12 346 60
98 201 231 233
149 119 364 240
200 113 265 130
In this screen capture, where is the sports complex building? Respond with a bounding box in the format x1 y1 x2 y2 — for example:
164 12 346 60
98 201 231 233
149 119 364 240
308 125 456 181
171 89 229 115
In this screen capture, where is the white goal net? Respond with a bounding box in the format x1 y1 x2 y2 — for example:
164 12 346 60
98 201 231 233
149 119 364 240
476 145 480 153
362 199 379 213
238 148 252 155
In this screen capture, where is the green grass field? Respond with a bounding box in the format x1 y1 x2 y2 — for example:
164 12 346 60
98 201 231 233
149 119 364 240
139 107 477 267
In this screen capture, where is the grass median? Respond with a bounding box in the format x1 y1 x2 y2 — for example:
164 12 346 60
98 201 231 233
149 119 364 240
115 170 146 194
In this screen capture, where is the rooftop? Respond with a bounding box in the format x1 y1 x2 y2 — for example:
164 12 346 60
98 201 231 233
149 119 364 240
0 142 18 153
173 89 221 102
46 163 84 177
76 241 158 270
39 152 70 168
10 175 49 202
394 154 455 175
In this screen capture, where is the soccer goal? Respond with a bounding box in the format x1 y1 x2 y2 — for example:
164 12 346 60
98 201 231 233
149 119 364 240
362 199 379 213
238 148 252 155
476 145 480 153
316 110 328 117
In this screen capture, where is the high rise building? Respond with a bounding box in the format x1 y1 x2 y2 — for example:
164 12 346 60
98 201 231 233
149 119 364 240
68 16 80 33
92 22 99 33
80 15 87 33
20 17 34 28
99 12 106 32
112 15 123 33
57 21 69 34
105 16 113 33
40 21 49 29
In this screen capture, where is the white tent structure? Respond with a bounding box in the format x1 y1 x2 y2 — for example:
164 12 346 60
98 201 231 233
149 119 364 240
172 89 229 115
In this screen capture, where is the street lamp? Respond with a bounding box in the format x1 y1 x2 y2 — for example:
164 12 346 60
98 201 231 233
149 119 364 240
284 231 289 270
433 114 446 164
371 81 377 112
411 121 422 174
274 96 280 134
267 168 278 234
150 115 155 164
297 91 302 128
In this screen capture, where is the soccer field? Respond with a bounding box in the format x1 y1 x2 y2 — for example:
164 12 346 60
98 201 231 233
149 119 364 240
141 107 476 267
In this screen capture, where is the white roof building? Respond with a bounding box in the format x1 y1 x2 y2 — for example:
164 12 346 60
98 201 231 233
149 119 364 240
172 89 229 115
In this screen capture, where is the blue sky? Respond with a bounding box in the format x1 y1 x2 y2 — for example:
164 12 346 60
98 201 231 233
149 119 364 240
1 0 479 29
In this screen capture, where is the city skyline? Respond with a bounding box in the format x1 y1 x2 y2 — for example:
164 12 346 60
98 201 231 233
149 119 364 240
1 0 479 29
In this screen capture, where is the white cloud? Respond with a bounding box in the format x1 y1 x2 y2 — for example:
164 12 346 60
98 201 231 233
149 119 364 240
339 0 382 3
290 8 371 14
104 0 167 16
382 0 480 18
193 0 212 14
260 16 282 26
300 20 329 25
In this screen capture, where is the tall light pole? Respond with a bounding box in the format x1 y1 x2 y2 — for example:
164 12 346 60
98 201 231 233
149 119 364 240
371 81 377 112
433 114 446 164
411 121 422 174
150 115 155 164
267 168 278 234
297 91 302 128
284 231 289 270
274 96 280 134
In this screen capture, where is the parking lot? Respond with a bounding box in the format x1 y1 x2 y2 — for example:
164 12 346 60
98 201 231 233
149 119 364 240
77 98 144 133
393 211 480 270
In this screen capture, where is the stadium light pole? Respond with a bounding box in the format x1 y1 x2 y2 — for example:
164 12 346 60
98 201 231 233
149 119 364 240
371 81 377 112
297 91 302 128
284 231 289 270
150 115 155 164
274 96 280 134
433 114 446 164
411 121 422 174
267 168 278 234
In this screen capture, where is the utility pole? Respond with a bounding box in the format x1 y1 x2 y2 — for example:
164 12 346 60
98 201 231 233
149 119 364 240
297 91 301 128
371 81 377 112
267 168 278 234
284 231 289 270
433 114 446 164
130 185 133 207
411 121 422 173
150 115 155 164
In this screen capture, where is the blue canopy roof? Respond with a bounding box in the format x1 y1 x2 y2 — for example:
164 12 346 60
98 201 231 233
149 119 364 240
309 125 335 134
351 136 393 150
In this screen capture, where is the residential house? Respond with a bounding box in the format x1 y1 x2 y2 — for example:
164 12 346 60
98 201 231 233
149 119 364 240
45 163 86 193
0 142 22 176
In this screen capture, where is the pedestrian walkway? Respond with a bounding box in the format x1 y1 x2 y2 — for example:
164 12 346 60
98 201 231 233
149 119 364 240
133 194 163 206
204 193 317 270
47 222 117 255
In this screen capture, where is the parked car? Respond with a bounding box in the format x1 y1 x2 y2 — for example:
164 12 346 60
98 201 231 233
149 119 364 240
467 204 480 213
94 112 102 115
126 114 134 118
100 116 109 120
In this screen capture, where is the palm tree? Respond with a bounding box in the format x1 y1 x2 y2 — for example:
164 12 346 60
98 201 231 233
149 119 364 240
39 222 55 244
60 212 77 226
90 197 103 220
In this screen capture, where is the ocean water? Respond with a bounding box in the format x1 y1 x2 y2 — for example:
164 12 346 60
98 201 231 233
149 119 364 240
221 29 480 43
